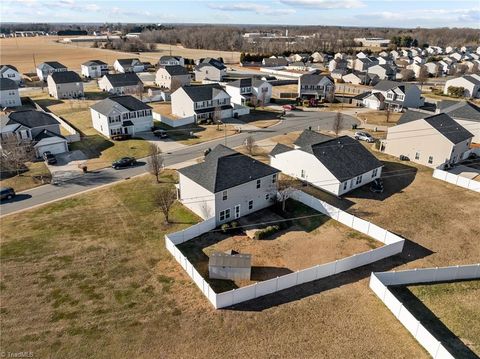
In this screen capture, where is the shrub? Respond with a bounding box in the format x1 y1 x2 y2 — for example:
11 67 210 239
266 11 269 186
447 86 465 98
254 225 280 240
230 221 239 229
221 223 230 233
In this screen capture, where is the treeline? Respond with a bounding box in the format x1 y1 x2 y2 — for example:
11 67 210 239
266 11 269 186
94 38 157 52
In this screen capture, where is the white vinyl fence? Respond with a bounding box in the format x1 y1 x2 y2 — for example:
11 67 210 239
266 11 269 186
433 169 480 193
165 190 405 309
370 264 480 359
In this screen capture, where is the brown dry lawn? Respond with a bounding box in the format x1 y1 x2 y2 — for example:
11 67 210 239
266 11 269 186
357 110 402 126
0 147 479 357
0 162 51 192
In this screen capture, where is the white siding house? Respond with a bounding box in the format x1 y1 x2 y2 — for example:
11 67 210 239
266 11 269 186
98 73 143 95
81 60 109 78
113 59 144 73
370 80 423 111
155 65 191 90
443 75 480 98
0 65 22 84
36 61 67 81
0 78 21 107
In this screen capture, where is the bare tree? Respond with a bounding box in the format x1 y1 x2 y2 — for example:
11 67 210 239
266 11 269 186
385 106 392 123
417 65 429 91
146 143 164 183
276 178 296 212
400 69 415 82
332 111 343 137
456 64 468 76
0 136 36 176
470 62 480 75
244 136 255 155
135 82 144 100
155 186 176 224
213 106 222 129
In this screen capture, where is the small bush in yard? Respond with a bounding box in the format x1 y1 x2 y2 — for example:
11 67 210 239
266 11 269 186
254 225 280 240
221 223 230 233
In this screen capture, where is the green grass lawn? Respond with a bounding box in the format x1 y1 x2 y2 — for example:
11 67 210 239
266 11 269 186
0 161 51 192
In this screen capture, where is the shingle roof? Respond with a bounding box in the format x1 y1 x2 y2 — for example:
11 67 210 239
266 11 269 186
373 80 417 92
41 61 67 69
90 95 151 115
262 58 288 67
353 91 371 100
163 65 189 76
294 129 333 148
398 110 430 125
180 84 227 102
116 58 140 66
198 58 226 70
82 60 107 66
49 71 82 84
0 64 19 73
103 73 142 87
423 113 474 144
0 78 18 91
437 101 480 122
227 78 252 88
270 143 292 157
160 55 182 62
462 75 480 85
299 73 333 86
178 145 280 193
33 129 66 141
5 110 59 129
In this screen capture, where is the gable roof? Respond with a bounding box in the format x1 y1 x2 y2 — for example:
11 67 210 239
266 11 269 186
398 110 430 125
437 100 480 122
160 55 182 62
227 78 252 88
49 71 82 84
162 65 189 76
90 95 151 115
294 129 333 148
373 80 417 92
82 60 107 66
299 73 333 86
459 75 480 86
270 143 292 157
103 73 142 87
423 113 473 144
33 129 66 141
178 145 279 193
116 58 141 66
5 110 59 129
40 61 67 70
0 65 19 73
180 84 227 102
198 58 226 70
262 58 288 67
0 78 18 91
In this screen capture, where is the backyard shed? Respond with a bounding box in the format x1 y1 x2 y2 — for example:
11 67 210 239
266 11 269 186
209 250 252 281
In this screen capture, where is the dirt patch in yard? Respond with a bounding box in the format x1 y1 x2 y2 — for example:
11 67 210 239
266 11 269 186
357 110 402 126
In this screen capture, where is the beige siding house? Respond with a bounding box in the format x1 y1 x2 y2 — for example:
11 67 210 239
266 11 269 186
155 65 190 90
47 71 84 99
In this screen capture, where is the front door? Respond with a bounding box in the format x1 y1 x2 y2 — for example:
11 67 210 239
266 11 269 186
124 127 129 134
234 205 240 219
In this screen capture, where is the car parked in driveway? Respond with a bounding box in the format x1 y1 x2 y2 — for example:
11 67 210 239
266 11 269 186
282 104 297 111
112 157 137 169
153 129 168 138
42 151 57 165
0 187 16 201
354 131 375 143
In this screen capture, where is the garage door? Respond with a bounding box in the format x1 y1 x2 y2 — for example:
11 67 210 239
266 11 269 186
37 142 68 156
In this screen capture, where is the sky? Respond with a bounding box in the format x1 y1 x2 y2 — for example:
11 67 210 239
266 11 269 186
1 0 480 28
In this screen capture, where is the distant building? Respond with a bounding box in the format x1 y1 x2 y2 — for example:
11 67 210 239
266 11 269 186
158 56 185 67
298 73 334 101
354 37 390 47
98 73 143 95
443 75 480 98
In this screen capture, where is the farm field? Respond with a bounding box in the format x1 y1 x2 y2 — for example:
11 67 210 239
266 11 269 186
1 144 479 357
0 37 240 73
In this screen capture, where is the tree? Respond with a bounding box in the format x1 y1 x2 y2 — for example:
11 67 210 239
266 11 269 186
417 65 429 91
455 64 468 76
146 143 164 183
332 111 343 137
213 106 222 129
400 69 415 81
385 106 392 123
470 62 480 75
155 187 176 224
0 136 36 176
276 178 296 212
244 136 255 155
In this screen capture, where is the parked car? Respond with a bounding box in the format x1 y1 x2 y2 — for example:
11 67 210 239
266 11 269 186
153 129 168 138
112 157 137 169
0 187 16 201
111 134 132 141
370 178 384 193
42 151 57 165
354 131 375 143
282 104 297 111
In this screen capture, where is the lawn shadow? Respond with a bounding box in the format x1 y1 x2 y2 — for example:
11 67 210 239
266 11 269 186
223 238 433 312
251 266 293 281
34 98 64 107
69 135 114 159
83 91 109 100
347 160 418 202
1 193 32 203
389 285 479 359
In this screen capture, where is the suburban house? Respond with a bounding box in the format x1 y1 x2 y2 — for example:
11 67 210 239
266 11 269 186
342 72 378 86
177 144 280 224
269 129 383 196
328 58 348 72
224 77 272 106
81 60 109 78
262 57 288 68
171 84 232 122
353 57 379 72
252 78 272 105
194 58 227 82
368 64 396 80
154 65 191 90
98 73 143 95
47 71 84 99
370 80 423 111
443 75 480 98
158 56 185 67
298 73 334 101
209 250 251 281
0 65 22 84
0 110 68 156
90 95 153 138
424 62 440 76
36 61 68 81
382 113 473 168
113 58 144 73
436 100 480 143
0 78 21 107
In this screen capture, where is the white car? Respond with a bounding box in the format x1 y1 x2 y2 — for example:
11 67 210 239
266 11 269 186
354 131 375 143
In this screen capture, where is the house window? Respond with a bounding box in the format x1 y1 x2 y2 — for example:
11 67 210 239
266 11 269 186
415 152 420 160
256 179 261 189
225 209 231 220
272 174 277 183
428 156 433 164
265 194 270 200
219 210 226 221
343 182 348 190
356 175 362 185
222 190 227 200
301 169 306 178
372 168 378 178
248 200 253 210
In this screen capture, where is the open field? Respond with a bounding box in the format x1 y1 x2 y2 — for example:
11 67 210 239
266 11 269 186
1 139 479 358
179 201 380 292
0 162 51 192
0 37 240 73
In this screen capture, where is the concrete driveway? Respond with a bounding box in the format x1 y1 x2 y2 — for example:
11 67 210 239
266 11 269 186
47 150 88 181
136 131 187 153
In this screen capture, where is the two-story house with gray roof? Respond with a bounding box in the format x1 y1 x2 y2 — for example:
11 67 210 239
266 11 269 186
298 73 334 101
194 58 227 81
443 74 480 98
177 144 280 224
155 65 191 90
382 113 473 168
36 61 68 81
370 80 423 111
47 71 84 99
225 78 272 106
0 65 22 84
158 56 185 67
98 73 143 95
90 95 153 138
0 78 21 107
269 129 383 196
171 84 232 122
81 60 109 78
113 58 144 73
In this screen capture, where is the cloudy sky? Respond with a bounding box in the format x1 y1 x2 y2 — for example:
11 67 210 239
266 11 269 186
2 0 479 28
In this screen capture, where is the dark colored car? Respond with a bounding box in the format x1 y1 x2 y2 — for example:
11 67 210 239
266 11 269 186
111 134 132 141
0 187 16 201
370 178 384 193
153 129 168 138
42 151 57 165
112 157 137 169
